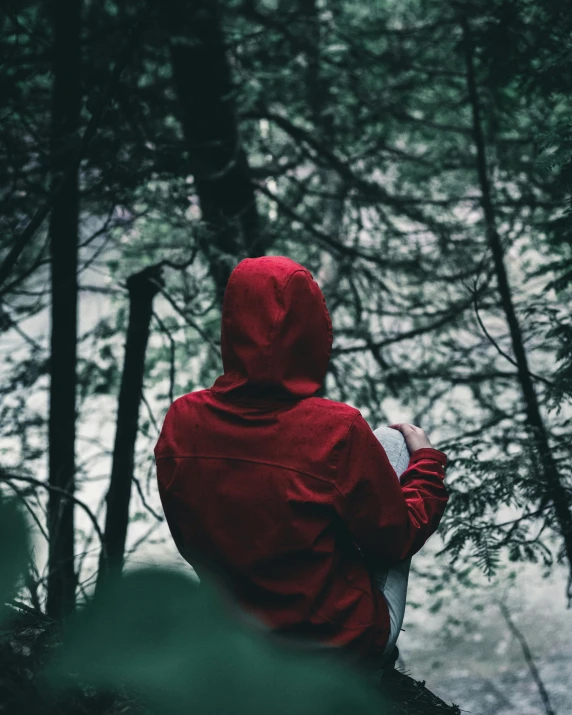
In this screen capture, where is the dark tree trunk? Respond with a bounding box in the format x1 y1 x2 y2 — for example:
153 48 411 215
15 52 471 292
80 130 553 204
461 16 572 588
162 0 264 303
46 0 82 620
95 266 162 595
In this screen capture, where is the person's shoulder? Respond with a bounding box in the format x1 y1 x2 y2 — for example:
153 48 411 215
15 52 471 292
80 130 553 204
163 389 211 414
179 388 211 403
307 402 393 446
304 396 361 424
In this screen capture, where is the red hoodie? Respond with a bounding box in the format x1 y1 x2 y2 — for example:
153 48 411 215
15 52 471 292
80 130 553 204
154 256 448 663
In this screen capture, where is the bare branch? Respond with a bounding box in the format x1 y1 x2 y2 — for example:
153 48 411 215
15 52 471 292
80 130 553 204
499 602 556 715
153 311 176 405
0 22 146 293
0 470 106 560
132 472 164 523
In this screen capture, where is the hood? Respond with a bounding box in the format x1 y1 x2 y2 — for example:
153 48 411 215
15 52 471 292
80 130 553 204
211 256 333 400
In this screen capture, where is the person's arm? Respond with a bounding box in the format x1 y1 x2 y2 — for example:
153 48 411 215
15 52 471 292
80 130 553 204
332 414 448 565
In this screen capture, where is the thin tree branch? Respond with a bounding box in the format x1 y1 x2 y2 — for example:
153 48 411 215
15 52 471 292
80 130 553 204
140 391 160 436
132 473 164 522
157 285 220 350
0 471 106 560
6 600 56 624
0 22 146 293
123 520 163 561
153 311 176 405
472 286 554 388
2 478 49 543
334 300 473 355
498 602 556 715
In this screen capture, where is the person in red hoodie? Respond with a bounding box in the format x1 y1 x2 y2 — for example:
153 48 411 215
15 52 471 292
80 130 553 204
154 256 448 674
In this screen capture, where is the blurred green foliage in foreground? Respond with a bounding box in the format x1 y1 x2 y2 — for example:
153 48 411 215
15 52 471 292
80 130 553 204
0 497 387 714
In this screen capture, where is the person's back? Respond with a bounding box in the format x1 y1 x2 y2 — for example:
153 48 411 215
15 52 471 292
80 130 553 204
155 256 448 666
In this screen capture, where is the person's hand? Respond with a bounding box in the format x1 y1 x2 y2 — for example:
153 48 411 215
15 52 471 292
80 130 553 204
389 423 433 454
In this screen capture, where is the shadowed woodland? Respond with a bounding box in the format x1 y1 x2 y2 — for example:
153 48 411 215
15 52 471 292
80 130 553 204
1 0 572 713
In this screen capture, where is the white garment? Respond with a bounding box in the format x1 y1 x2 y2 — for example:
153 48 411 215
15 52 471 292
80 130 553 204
370 425 412 656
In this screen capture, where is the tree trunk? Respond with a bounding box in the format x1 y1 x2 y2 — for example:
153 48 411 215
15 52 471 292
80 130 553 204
95 266 163 595
461 15 572 591
162 0 263 303
46 0 82 620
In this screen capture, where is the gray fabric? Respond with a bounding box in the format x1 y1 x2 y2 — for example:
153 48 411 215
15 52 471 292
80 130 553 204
372 425 410 477
370 425 411 656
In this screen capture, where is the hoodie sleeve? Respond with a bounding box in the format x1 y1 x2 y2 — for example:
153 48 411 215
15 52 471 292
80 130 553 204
333 413 448 565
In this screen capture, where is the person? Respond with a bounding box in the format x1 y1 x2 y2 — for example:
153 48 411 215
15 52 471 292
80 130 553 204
154 256 448 674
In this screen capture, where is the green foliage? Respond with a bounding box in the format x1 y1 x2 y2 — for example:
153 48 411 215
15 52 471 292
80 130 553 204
42 569 387 715
545 321 572 407
437 448 560 577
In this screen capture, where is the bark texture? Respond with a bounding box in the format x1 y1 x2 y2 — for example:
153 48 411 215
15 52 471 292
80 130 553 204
46 0 82 620
95 265 163 594
163 0 263 303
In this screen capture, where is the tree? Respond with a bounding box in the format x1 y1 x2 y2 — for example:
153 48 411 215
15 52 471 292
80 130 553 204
95 265 163 594
460 8 572 595
162 0 265 303
46 0 83 620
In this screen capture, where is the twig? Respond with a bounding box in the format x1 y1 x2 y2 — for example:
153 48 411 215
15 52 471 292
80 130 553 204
132 473 164 522
153 311 176 405
0 307 44 351
1 478 49 542
498 601 556 715
157 285 220 350
124 520 163 559
472 288 554 388
334 299 473 355
6 599 57 624
140 391 160 436
0 22 146 292
0 470 106 561
75 492 108 582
